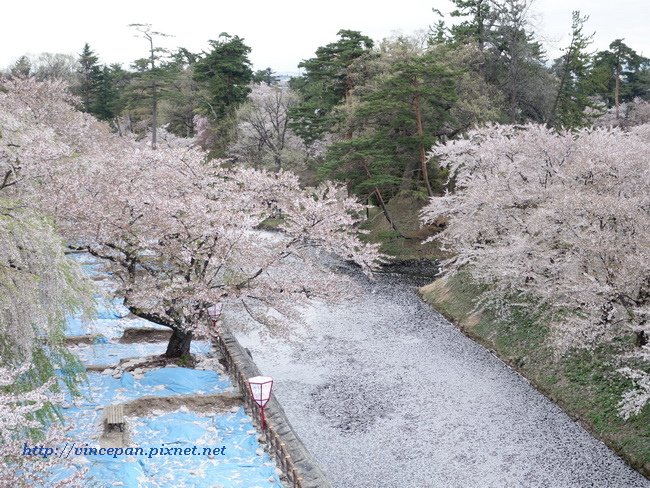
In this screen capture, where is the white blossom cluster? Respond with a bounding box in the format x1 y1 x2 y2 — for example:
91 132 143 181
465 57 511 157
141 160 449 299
2 76 384 358
0 76 383 482
230 83 309 171
421 123 650 418
1 77 97 485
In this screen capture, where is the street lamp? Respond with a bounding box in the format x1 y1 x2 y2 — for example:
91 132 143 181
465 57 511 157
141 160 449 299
207 303 222 328
248 376 273 430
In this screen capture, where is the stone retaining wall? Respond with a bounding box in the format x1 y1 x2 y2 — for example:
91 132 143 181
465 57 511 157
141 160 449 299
214 328 332 488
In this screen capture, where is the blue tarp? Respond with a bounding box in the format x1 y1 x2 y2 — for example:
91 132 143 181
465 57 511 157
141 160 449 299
53 254 282 487
69 341 214 367
74 408 283 488
67 369 231 407
65 315 171 340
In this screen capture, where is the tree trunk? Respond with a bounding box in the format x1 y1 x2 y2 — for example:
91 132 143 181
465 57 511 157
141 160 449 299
477 0 485 54
149 34 158 149
399 157 419 191
152 80 158 149
360 160 402 235
614 64 621 120
550 43 575 127
165 328 193 358
414 92 434 197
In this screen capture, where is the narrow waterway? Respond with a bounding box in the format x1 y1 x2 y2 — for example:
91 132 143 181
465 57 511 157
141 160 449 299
235 263 650 488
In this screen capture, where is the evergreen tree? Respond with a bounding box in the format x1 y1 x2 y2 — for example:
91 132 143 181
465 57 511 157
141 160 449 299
128 24 173 149
158 48 201 138
323 45 457 215
549 11 594 128
289 30 375 143
92 65 121 121
193 33 253 120
253 67 280 86
76 43 102 113
487 0 554 122
449 0 495 53
587 40 648 118
10 56 31 78
445 0 554 123
192 33 253 154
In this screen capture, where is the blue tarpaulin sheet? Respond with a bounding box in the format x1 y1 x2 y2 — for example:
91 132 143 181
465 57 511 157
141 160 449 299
51 254 282 487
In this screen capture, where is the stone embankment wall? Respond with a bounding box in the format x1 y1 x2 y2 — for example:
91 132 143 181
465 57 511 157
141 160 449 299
214 328 332 488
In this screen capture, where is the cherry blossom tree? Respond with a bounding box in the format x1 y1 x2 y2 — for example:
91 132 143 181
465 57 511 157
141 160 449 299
0 77 95 359
592 98 650 128
421 123 650 417
1 76 92 485
0 78 382 488
230 82 307 171
60 141 383 356
0 76 383 359
422 123 650 342
618 367 650 419
0 365 84 488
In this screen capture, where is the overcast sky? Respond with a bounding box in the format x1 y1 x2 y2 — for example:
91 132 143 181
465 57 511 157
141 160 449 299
1 0 648 74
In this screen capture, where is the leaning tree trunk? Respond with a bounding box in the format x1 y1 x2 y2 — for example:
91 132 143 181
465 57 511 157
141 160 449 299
414 91 434 197
165 328 193 358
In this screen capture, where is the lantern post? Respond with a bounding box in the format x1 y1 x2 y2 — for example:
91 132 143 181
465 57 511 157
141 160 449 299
248 376 273 430
207 303 222 329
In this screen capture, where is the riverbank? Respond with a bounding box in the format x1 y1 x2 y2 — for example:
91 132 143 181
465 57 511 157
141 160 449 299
419 270 650 480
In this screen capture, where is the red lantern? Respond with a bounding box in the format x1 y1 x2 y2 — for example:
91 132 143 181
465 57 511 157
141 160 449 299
248 376 273 430
207 303 222 328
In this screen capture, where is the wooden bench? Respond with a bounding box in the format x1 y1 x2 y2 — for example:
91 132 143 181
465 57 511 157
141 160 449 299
104 404 125 432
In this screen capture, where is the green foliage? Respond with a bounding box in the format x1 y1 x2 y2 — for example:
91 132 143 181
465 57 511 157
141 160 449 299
93 65 122 121
253 67 280 86
289 30 375 143
322 45 457 200
191 33 253 154
75 43 101 112
193 33 253 121
0 200 91 422
448 0 494 51
10 56 32 78
158 49 201 137
73 45 124 122
586 39 650 107
549 11 595 128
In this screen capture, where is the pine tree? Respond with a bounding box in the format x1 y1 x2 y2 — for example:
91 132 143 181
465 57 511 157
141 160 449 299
10 56 31 78
253 67 280 86
192 33 253 153
587 40 648 118
128 24 173 149
323 47 457 209
449 0 495 53
158 48 201 138
549 11 594 128
76 43 102 113
289 30 375 143
93 65 120 121
193 33 253 121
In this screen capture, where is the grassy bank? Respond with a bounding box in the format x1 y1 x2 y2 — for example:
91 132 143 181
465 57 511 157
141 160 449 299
420 271 650 479
360 194 445 261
